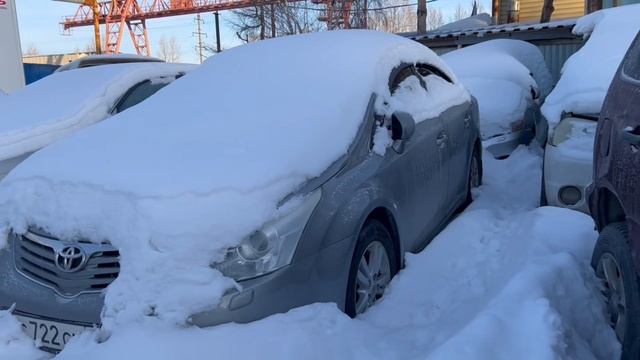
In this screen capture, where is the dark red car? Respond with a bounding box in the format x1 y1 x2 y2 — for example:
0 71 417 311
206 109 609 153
589 31 640 359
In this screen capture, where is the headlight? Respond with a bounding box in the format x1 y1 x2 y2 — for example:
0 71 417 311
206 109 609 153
212 189 322 281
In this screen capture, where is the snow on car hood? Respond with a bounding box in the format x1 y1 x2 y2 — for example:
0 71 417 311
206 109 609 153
541 4 640 129
0 63 194 162
0 30 462 327
443 39 549 139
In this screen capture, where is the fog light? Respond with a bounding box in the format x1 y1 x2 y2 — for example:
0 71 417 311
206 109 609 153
558 186 582 206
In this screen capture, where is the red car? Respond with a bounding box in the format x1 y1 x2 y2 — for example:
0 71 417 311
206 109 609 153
589 31 640 359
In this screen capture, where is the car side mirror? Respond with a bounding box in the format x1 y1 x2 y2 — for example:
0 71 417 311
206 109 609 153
391 111 415 154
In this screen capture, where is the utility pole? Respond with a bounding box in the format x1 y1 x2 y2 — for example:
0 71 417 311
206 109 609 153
193 14 206 63
90 0 102 53
417 0 427 34
214 11 221 53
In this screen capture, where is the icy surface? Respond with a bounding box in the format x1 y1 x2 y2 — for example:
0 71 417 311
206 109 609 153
0 63 193 162
0 30 461 327
0 147 619 359
541 4 640 129
443 40 551 139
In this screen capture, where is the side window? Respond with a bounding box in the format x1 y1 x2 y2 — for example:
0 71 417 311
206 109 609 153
114 79 170 113
389 66 418 93
623 33 640 81
415 64 453 84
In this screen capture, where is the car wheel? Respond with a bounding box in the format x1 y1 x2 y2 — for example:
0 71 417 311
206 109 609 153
592 222 640 359
465 146 482 206
345 219 398 318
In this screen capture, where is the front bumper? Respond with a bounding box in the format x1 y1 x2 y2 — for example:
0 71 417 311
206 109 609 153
543 144 593 213
0 233 354 327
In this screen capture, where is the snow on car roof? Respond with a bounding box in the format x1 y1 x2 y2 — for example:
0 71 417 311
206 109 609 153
0 62 194 162
443 39 550 138
541 4 640 127
0 30 463 326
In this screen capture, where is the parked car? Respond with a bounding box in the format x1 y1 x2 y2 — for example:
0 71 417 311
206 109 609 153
443 39 552 158
0 30 482 352
55 53 164 73
541 8 640 212
0 62 192 179
589 30 640 360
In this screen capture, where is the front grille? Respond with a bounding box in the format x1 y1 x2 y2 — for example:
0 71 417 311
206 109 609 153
13 231 120 297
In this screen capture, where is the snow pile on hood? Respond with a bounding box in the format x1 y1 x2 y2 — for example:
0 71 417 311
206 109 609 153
2 146 618 359
541 4 640 128
0 63 193 162
443 40 551 139
0 30 459 327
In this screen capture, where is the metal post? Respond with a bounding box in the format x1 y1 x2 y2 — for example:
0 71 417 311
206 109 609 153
91 0 102 53
214 11 221 53
417 0 426 34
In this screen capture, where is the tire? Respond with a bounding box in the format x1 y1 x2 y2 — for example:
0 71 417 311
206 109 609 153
591 222 640 359
345 219 398 318
465 145 483 206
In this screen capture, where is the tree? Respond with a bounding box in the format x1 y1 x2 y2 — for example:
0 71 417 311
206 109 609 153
23 43 39 56
427 7 444 30
228 0 323 43
368 0 416 33
157 36 182 62
450 2 469 22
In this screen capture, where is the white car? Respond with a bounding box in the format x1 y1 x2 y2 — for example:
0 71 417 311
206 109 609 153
541 7 640 212
443 39 553 158
0 62 193 179
542 113 597 211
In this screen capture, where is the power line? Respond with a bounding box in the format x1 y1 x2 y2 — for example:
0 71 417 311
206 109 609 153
193 13 207 64
286 1 436 12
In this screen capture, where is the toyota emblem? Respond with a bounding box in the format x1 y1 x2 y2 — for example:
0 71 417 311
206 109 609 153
55 245 86 272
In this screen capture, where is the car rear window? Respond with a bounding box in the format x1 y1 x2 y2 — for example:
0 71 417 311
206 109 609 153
623 34 640 80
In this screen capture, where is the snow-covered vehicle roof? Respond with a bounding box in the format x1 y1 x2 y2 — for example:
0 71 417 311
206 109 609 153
541 4 640 128
55 53 165 73
0 63 193 163
0 30 465 325
443 39 551 139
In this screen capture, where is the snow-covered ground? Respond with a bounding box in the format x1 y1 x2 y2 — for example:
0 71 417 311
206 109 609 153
0 145 619 359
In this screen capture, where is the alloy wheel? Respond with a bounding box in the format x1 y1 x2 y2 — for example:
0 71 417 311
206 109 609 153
354 241 391 315
597 253 627 342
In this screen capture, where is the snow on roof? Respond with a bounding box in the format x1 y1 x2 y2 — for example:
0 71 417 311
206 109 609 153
541 4 640 127
0 63 193 162
0 30 462 326
435 13 493 33
443 39 550 138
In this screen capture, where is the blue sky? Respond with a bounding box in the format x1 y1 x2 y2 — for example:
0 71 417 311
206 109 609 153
15 0 490 64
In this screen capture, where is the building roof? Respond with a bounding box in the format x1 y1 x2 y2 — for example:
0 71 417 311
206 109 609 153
401 18 578 43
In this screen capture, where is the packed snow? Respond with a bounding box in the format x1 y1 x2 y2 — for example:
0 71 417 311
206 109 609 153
541 4 640 129
0 30 463 329
443 40 551 139
0 63 193 162
0 146 619 359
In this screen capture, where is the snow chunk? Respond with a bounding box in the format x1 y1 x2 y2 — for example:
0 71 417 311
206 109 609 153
0 310 46 360
0 63 193 162
372 125 391 156
0 30 460 327
541 4 640 128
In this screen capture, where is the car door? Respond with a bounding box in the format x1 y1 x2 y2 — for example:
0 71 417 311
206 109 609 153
382 64 449 251
602 33 640 239
416 64 473 214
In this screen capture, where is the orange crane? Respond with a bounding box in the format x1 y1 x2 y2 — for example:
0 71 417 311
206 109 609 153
61 0 359 56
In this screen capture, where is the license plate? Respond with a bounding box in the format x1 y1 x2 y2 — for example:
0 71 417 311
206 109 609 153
15 315 89 352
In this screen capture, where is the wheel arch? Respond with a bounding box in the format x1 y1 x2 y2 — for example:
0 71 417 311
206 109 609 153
596 187 627 230
362 207 402 270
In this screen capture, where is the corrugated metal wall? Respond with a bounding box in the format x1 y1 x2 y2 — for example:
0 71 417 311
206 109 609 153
538 41 584 82
519 0 585 22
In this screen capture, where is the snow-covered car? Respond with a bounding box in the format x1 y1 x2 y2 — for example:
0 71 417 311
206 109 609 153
0 30 481 352
55 53 164 73
541 5 640 212
0 62 193 180
443 39 553 158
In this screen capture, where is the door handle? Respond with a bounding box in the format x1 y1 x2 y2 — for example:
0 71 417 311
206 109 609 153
622 127 640 145
436 133 447 147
